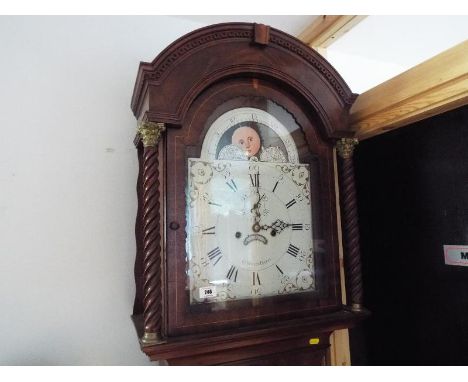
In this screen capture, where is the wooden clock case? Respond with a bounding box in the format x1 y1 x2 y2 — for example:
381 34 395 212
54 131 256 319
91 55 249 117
130 22 368 365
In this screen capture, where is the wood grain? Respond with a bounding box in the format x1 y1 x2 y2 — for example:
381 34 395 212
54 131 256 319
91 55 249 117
351 40 468 140
298 15 366 49
329 329 351 365
133 309 368 365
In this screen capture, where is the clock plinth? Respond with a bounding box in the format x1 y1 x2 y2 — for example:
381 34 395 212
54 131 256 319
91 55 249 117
133 309 369 365
130 22 367 365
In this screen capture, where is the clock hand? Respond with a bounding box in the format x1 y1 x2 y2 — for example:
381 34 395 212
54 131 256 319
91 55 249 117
251 192 265 232
250 190 264 223
250 195 260 215
261 219 292 235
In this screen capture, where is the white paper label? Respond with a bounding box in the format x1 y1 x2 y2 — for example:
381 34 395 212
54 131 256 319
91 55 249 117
199 286 217 299
444 245 468 266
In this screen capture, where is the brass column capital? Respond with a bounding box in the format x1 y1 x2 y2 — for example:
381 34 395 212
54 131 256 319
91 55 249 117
336 138 359 159
137 122 166 147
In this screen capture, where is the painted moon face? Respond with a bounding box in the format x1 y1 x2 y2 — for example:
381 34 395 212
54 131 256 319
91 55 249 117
231 126 261 157
200 107 299 164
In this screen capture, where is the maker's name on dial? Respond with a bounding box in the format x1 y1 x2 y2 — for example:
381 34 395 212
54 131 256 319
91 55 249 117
241 258 272 267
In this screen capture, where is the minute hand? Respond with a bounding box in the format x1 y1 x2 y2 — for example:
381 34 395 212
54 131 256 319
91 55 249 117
250 191 265 224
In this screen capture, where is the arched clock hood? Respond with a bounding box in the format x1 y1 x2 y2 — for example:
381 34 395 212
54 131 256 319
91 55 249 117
131 22 357 139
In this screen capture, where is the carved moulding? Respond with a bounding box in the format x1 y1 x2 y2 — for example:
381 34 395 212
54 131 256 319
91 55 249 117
130 23 357 139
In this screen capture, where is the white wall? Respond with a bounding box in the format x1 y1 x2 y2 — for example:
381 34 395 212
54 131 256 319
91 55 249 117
0 16 206 366
3 14 462 366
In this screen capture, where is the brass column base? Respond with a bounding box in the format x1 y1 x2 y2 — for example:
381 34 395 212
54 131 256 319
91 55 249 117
350 303 364 312
140 331 166 346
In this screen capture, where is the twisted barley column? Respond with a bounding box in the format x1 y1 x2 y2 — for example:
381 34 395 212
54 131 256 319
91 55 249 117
336 138 364 311
133 145 144 315
138 122 166 344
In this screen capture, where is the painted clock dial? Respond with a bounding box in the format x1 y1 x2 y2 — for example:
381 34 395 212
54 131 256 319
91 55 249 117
200 107 299 163
187 108 314 304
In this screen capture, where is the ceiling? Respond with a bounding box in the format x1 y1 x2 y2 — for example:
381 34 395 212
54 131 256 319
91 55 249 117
175 15 468 94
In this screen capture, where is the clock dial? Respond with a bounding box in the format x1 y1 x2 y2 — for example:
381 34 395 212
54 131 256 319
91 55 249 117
187 159 314 304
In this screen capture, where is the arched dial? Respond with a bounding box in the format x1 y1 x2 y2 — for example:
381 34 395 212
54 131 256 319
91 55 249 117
187 159 315 304
200 107 299 163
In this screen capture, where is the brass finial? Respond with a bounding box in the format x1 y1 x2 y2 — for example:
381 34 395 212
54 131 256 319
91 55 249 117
137 122 166 147
336 138 359 159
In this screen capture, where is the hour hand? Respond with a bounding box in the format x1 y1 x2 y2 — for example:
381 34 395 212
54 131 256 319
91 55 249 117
261 219 291 235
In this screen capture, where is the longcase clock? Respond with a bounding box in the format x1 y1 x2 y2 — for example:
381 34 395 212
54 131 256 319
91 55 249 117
130 22 368 365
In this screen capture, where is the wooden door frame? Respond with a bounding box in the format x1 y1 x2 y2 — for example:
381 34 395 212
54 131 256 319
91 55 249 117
350 40 468 139
298 17 468 365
